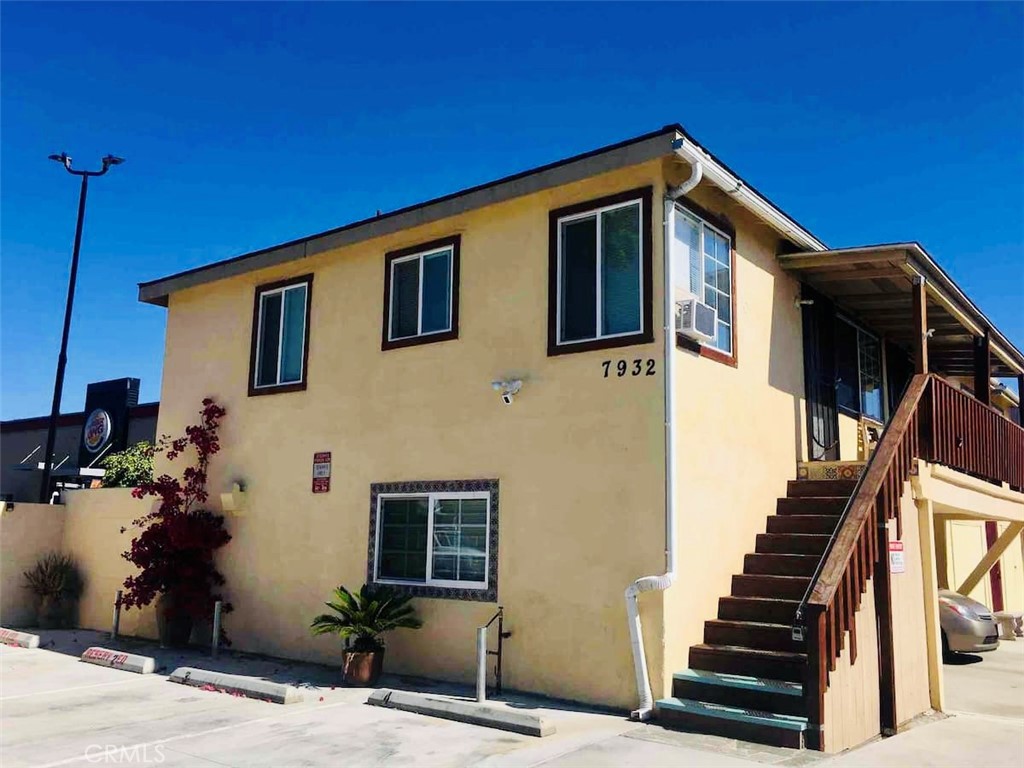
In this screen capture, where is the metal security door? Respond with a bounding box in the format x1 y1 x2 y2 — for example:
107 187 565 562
801 287 840 461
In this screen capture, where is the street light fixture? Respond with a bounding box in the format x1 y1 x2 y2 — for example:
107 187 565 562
38 152 124 503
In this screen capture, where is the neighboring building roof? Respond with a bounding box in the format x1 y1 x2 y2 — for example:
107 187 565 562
0 402 160 434
137 124 823 306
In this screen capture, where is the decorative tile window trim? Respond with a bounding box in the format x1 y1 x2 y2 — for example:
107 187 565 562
367 478 499 602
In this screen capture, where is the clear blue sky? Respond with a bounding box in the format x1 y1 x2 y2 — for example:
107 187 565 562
2 2 1022 419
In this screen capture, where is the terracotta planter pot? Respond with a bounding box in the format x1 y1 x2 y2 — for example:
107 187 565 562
156 593 194 648
342 649 384 686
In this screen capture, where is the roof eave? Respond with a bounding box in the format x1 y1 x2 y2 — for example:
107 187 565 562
138 124 825 306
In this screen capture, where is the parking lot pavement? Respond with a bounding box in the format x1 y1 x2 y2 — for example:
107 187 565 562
942 635 1024 719
2 630 780 768
8 629 1020 767
824 640 1024 768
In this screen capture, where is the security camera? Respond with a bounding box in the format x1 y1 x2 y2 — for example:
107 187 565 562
491 379 523 405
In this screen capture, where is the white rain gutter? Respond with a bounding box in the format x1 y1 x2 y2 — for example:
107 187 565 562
670 137 826 253
623 155 702 721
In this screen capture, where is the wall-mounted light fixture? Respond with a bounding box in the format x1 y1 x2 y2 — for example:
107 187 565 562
220 482 247 516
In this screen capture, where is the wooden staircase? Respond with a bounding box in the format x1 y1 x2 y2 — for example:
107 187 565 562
655 477 857 749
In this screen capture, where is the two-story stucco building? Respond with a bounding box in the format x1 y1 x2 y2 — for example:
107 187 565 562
124 124 1023 752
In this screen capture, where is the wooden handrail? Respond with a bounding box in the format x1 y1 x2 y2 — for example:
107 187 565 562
797 372 1024 750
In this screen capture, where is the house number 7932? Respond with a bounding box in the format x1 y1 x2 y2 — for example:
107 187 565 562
602 358 656 378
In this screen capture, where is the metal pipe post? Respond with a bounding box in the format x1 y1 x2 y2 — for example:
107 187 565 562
476 626 487 702
211 600 222 658
110 589 122 640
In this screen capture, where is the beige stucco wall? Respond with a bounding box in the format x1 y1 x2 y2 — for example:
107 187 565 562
823 578 880 753
151 161 669 708
837 413 861 462
0 503 67 626
942 519 1024 611
662 172 806 694
62 489 158 638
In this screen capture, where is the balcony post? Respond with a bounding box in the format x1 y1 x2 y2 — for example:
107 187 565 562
973 328 991 407
1017 374 1024 427
912 276 928 374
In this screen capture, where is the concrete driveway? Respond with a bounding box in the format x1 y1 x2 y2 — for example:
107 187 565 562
0 630 794 768
824 641 1024 768
3 629 1021 767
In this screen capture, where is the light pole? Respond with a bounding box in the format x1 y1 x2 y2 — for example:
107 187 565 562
38 152 124 503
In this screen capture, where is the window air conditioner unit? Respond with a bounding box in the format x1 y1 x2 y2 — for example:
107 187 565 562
676 297 716 343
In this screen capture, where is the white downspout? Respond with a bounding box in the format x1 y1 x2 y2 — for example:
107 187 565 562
624 154 702 720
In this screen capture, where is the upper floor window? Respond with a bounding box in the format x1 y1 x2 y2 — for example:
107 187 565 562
382 235 460 350
836 317 884 422
674 204 734 357
548 187 654 355
249 274 312 395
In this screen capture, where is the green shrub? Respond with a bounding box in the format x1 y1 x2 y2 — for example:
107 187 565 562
310 584 422 652
101 441 154 488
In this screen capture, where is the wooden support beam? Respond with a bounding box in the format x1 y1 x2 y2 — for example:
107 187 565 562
874 520 897 736
956 522 1024 595
974 329 991 407
1019 374 1024 428
834 295 912 310
916 499 945 712
934 515 950 589
780 252 905 270
912 276 928 374
809 267 909 282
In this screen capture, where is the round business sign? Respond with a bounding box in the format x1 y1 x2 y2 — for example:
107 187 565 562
83 409 112 453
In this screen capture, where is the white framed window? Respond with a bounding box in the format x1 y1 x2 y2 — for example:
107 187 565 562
252 276 311 391
374 491 490 590
385 236 459 348
673 205 733 354
556 198 644 345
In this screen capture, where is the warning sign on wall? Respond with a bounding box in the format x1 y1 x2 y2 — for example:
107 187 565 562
888 541 905 574
312 452 331 493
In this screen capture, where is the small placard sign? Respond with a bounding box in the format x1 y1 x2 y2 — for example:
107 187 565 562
312 452 331 493
888 541 905 574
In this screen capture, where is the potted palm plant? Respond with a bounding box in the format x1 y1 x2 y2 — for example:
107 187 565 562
23 552 84 629
310 584 422 685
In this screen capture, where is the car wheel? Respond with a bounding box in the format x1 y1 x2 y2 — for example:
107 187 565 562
941 630 952 661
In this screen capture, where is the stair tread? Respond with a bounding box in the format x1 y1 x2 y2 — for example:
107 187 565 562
707 619 793 630
747 553 819 559
722 596 800 604
736 574 810 581
692 643 807 661
673 669 803 697
655 697 808 730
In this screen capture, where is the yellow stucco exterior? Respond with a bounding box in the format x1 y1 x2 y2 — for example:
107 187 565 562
141 154 818 708
152 161 670 708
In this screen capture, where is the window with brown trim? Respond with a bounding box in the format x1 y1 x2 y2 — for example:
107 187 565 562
672 198 738 367
381 235 461 351
547 187 654 356
248 274 313 396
